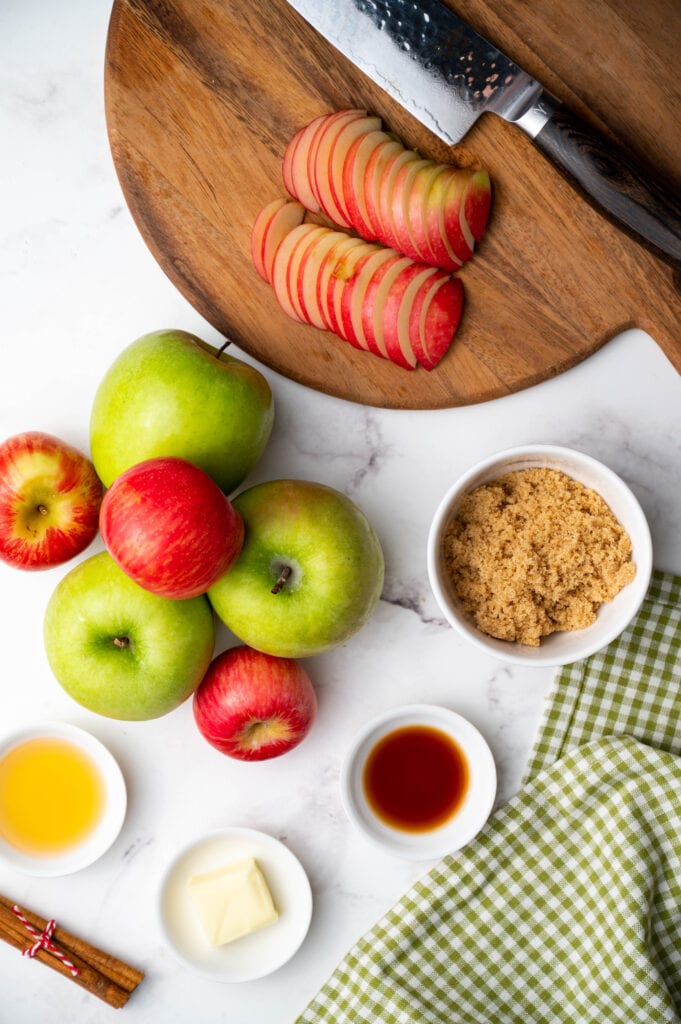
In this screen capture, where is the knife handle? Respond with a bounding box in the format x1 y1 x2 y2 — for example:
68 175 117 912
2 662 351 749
519 94 681 271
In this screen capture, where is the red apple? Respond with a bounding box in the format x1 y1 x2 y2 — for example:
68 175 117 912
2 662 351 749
193 645 317 761
279 110 492 272
99 456 243 600
0 431 103 570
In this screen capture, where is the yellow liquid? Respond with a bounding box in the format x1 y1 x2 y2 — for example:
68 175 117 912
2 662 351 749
0 738 105 857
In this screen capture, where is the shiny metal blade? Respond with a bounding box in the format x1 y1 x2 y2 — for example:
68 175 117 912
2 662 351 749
286 0 544 145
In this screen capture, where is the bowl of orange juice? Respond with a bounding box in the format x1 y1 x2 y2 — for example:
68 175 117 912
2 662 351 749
0 722 127 876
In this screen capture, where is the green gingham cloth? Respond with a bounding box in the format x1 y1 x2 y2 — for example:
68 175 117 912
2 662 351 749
298 570 681 1023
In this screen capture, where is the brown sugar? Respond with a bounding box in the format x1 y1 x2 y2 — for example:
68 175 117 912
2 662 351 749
442 467 636 647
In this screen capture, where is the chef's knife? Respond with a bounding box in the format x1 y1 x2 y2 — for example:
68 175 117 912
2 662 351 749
285 0 681 270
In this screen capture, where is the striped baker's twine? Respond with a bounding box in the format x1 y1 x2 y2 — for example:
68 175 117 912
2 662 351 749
11 905 80 977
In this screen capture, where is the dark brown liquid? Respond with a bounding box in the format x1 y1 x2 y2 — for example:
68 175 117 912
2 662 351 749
362 724 470 833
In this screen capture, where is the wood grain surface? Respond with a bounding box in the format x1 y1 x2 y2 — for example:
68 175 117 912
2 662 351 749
104 0 681 409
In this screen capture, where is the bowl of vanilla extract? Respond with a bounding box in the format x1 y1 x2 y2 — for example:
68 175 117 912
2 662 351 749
340 704 497 860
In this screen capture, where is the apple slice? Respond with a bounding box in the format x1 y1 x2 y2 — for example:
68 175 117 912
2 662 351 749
382 264 439 368
362 138 403 241
463 168 492 243
253 200 307 285
432 169 477 263
295 227 338 329
375 149 420 252
361 253 413 359
316 234 366 332
337 244 390 349
308 109 365 215
326 115 381 225
251 199 287 282
407 163 459 269
271 223 321 322
285 113 327 212
387 157 432 263
342 129 393 238
285 110 491 272
326 241 376 342
285 225 328 321
282 127 303 200
421 168 465 272
410 274 464 370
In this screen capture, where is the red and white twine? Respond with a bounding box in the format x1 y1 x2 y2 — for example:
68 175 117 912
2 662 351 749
11 905 80 977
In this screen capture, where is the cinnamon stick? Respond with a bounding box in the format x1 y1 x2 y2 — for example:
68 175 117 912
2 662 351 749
0 896 143 1009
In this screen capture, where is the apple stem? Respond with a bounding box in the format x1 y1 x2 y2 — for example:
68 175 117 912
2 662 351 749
217 340 231 357
113 636 130 649
271 566 291 595
37 504 48 516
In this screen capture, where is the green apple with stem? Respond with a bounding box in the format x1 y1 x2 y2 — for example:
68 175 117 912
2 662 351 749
208 479 385 658
90 330 274 494
44 552 215 720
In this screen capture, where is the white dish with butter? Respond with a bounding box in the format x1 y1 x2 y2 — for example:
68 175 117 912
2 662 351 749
158 827 313 982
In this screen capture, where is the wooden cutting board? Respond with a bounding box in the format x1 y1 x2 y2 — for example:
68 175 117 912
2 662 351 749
105 0 681 409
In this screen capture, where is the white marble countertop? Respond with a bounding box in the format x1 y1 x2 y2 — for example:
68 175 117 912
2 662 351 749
2 2 680 1021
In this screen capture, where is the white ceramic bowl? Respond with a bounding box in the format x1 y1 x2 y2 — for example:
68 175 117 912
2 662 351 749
158 827 313 982
340 704 497 860
427 444 653 667
0 722 127 877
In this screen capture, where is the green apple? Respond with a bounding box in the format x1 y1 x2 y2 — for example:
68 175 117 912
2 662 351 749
90 330 274 494
44 552 215 720
207 479 384 657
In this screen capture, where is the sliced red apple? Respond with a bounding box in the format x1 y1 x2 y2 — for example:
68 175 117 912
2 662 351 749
463 168 492 243
253 199 307 284
421 168 465 272
362 138 403 241
285 225 328 321
407 163 458 268
316 234 366 332
271 223 321 322
342 129 394 238
295 228 338 329
436 169 476 262
251 198 287 281
286 113 327 212
338 245 393 350
375 149 420 251
382 264 439 368
326 241 375 342
388 158 432 264
361 253 413 359
283 110 491 273
326 115 381 226
308 109 365 216
282 127 303 200
410 274 464 370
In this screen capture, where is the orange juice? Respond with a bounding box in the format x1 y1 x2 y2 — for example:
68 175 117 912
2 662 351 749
0 737 105 857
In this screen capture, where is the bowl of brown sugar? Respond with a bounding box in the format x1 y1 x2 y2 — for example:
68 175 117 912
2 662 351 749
427 445 652 666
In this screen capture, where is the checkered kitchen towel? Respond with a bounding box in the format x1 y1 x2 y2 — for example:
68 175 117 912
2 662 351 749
298 570 681 1023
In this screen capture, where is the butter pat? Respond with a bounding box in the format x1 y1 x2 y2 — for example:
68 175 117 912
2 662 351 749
188 857 279 946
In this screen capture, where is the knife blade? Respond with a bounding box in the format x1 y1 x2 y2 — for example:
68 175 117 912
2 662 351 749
286 0 681 270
